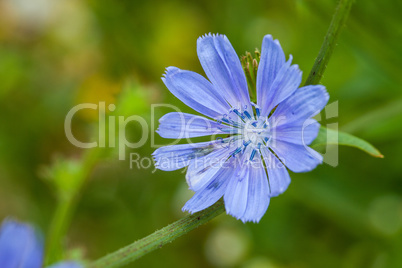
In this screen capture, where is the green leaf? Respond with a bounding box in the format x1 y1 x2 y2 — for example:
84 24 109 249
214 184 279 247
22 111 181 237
311 126 384 158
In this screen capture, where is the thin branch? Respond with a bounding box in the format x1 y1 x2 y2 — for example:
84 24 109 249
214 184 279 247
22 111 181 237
304 0 354 86
89 201 225 268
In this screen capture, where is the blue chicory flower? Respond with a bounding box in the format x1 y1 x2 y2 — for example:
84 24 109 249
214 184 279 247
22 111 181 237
0 219 81 268
153 34 329 223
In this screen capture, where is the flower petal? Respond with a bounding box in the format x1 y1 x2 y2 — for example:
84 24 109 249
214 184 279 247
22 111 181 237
261 147 291 197
162 67 230 118
186 139 239 191
182 158 236 213
258 55 302 117
271 119 320 145
240 155 270 223
197 34 249 107
156 112 233 139
257 35 286 113
269 140 323 173
224 149 270 222
271 85 329 127
153 139 229 171
224 160 249 220
0 219 43 268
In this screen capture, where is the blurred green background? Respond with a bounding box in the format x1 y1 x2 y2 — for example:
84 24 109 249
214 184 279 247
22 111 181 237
1 0 401 267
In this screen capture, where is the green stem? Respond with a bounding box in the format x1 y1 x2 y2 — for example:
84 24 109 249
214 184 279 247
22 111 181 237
44 196 76 264
89 201 225 268
89 0 354 267
45 147 101 265
304 0 354 86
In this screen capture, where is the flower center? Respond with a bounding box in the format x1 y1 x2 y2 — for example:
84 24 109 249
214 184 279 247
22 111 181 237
243 118 270 146
221 105 271 145
217 104 273 160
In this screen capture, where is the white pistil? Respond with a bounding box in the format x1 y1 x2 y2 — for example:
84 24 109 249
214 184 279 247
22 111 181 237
221 106 271 158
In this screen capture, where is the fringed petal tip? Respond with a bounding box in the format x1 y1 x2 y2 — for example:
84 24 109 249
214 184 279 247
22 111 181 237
181 204 199 214
151 148 158 156
1 217 15 227
197 33 227 42
285 55 302 76
262 34 282 49
183 202 264 223
151 151 163 165
305 84 330 104
291 64 302 75
0 218 35 235
161 66 180 81
240 217 262 224
287 54 293 64
225 209 263 224
319 85 330 103
151 151 161 168
181 205 190 213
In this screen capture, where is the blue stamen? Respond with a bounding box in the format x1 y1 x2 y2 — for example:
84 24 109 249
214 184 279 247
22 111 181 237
251 102 261 118
232 147 242 157
233 109 245 120
251 121 258 127
250 149 257 161
221 117 242 128
221 118 231 124
221 117 230 124
244 110 252 120
255 107 261 117
243 140 251 147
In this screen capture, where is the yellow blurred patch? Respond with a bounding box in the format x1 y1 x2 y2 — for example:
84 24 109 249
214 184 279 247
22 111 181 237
148 2 206 71
75 73 121 121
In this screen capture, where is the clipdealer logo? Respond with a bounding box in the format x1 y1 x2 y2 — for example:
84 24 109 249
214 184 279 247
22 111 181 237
64 101 339 168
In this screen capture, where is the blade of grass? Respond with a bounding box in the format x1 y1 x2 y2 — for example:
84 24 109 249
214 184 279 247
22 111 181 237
311 126 383 158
